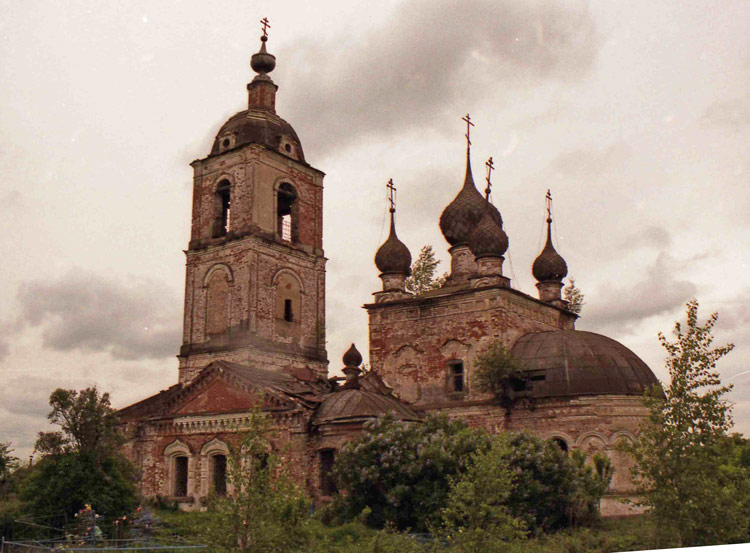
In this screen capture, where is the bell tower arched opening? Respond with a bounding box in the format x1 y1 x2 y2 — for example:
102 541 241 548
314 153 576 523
214 180 231 237
277 183 298 243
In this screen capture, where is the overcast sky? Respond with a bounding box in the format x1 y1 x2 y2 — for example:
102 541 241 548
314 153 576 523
2 0 749 460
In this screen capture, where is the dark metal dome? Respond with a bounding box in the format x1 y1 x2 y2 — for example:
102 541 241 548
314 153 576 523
250 36 276 74
210 110 305 160
375 212 412 275
439 153 502 246
469 207 508 258
312 388 420 426
343 343 363 368
532 221 567 282
510 330 659 398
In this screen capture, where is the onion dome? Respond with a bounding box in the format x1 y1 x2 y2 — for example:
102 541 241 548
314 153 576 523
439 151 502 246
375 210 412 275
511 330 659 397
469 205 509 258
532 214 567 282
250 36 276 75
343 343 363 369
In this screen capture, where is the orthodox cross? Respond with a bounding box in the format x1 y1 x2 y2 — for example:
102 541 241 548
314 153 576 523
484 156 495 199
462 113 474 148
260 17 271 38
545 189 553 223
387 178 397 213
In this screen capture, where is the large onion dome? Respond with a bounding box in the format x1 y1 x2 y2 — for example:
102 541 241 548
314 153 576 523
532 216 567 282
469 205 509 258
439 152 502 246
375 211 412 275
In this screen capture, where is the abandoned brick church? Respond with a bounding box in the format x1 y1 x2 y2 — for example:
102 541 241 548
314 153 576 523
119 31 659 517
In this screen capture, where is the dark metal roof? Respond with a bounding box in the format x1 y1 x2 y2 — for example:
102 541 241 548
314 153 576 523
439 153 502 247
313 388 420 426
210 110 305 160
532 223 567 282
375 212 411 275
468 207 508 258
510 330 659 398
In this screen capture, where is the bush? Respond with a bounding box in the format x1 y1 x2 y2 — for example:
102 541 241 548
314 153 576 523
333 413 492 531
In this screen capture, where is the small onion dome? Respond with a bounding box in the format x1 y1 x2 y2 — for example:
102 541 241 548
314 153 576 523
375 211 412 275
250 36 276 75
439 152 502 246
469 206 509 258
532 219 568 282
343 343 363 368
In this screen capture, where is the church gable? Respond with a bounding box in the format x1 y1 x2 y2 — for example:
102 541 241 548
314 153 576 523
174 377 258 416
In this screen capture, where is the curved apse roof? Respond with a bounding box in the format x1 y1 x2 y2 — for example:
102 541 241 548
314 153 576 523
510 330 659 398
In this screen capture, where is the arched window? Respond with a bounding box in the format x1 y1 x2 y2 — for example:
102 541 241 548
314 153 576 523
552 438 569 454
211 454 227 496
214 180 231 237
275 272 301 325
174 456 189 496
277 183 298 243
446 360 465 393
319 449 337 496
205 269 231 335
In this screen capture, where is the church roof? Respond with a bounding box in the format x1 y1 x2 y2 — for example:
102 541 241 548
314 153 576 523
312 386 420 426
118 360 329 421
210 110 305 160
439 151 502 247
510 330 659 398
375 211 412 275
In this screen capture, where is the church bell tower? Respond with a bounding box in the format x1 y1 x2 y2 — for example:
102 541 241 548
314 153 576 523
178 22 327 384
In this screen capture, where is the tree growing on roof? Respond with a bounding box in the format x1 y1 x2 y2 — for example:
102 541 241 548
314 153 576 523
405 245 446 295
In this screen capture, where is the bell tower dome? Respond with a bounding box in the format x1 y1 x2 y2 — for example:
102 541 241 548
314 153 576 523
179 21 328 384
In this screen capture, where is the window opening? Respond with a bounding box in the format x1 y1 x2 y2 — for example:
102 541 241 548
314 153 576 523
284 299 293 322
320 449 337 496
216 180 231 237
211 454 227 495
447 361 465 392
277 183 298 242
552 438 569 454
174 456 188 496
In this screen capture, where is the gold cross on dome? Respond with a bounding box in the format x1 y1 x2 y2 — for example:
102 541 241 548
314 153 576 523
485 156 495 199
260 17 271 38
462 113 475 147
387 179 397 212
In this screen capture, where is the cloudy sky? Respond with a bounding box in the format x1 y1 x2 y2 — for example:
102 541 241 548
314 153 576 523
2 0 749 459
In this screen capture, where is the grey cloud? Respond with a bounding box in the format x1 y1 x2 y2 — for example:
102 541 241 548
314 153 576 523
548 141 632 180
581 252 697 333
618 225 672 251
279 0 598 156
16 270 181 360
702 96 750 131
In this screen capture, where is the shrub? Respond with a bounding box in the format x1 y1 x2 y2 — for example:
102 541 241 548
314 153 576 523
333 413 492 531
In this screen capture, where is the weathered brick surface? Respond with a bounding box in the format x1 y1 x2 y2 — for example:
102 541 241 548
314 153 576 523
179 141 327 384
367 285 575 406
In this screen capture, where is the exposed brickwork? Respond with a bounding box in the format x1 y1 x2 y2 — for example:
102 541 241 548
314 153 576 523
367 284 575 406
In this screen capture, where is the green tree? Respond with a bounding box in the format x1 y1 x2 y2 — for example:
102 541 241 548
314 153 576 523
625 300 744 547
0 442 18 485
473 343 525 402
23 387 137 519
204 403 310 553
405 245 446 295
440 439 527 552
563 278 584 315
332 413 492 531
